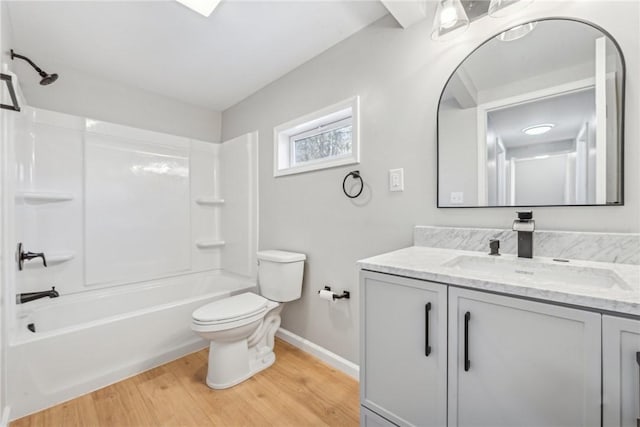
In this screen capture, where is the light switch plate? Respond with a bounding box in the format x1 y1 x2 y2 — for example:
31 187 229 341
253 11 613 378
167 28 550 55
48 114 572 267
389 168 404 192
450 192 464 204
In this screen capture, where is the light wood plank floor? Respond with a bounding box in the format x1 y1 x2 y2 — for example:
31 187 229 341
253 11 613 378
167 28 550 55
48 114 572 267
12 339 359 427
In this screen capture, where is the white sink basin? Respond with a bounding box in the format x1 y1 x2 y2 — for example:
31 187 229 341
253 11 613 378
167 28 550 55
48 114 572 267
443 255 631 291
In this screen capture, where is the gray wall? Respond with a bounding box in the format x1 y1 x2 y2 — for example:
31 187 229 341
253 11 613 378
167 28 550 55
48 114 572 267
221 1 640 363
1 1 13 73
12 62 222 142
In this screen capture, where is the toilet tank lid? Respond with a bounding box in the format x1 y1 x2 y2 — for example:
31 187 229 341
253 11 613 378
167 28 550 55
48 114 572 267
257 250 306 263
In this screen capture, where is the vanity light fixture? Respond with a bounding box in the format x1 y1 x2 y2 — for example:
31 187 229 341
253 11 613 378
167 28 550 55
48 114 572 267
432 0 535 41
496 22 537 42
488 0 534 18
522 123 554 136
431 0 470 41
176 0 221 17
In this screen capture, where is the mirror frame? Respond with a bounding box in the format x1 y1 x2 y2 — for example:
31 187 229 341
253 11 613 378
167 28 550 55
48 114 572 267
436 18 626 208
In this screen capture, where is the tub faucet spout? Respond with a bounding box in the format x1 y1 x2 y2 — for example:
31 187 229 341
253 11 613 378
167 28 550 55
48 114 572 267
17 286 59 304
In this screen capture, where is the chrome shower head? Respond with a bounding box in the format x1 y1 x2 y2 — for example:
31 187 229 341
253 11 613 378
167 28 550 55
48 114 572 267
10 49 59 86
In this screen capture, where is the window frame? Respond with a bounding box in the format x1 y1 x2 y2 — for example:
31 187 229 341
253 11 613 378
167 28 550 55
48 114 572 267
273 96 359 177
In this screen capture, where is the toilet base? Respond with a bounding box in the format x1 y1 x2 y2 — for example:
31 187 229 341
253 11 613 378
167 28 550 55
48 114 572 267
204 303 282 389
205 342 276 389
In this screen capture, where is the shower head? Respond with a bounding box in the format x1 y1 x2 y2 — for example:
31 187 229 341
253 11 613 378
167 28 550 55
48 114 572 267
39 73 58 86
10 49 59 86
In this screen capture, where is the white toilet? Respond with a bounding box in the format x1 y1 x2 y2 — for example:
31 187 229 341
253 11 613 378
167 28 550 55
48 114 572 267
191 250 306 389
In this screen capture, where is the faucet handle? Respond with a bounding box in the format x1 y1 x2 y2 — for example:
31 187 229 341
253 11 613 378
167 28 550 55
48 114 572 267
16 243 47 270
489 239 500 256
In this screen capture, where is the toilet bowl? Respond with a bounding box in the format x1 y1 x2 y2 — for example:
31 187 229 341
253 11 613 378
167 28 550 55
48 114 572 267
191 250 305 389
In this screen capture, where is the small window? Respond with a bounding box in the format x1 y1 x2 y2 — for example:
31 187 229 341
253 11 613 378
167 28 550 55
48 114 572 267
274 96 359 176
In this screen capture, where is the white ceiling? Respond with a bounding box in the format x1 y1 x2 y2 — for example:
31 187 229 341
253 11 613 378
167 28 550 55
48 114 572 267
6 0 388 111
487 88 595 148
461 19 605 93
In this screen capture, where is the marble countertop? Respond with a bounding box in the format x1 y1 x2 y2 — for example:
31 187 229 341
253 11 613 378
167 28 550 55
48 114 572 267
358 246 640 317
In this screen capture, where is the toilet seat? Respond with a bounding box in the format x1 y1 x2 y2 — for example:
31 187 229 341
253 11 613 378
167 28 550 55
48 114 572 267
192 292 268 326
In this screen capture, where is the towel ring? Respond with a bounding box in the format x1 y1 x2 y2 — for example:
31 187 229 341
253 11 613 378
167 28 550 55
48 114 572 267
342 170 364 199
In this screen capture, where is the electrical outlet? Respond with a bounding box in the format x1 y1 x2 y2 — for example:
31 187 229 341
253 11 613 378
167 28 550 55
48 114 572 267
389 168 404 192
450 192 464 204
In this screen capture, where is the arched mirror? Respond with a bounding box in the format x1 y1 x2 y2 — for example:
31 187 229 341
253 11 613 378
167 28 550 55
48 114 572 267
437 19 625 207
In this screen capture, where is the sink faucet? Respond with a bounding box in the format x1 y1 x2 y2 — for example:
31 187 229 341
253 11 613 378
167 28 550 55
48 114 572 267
512 210 535 258
16 286 59 304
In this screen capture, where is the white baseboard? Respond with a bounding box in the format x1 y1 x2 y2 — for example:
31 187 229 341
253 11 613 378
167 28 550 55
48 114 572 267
1 406 10 427
276 328 359 380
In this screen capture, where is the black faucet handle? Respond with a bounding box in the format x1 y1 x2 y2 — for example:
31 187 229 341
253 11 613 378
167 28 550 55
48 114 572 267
17 243 47 270
489 239 500 256
24 251 47 267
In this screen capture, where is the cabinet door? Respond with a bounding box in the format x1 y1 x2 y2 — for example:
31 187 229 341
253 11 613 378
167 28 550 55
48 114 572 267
361 405 398 427
448 287 601 427
360 271 447 427
603 315 640 427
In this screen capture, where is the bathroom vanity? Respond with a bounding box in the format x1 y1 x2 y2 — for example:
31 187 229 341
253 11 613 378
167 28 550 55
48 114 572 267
358 242 640 427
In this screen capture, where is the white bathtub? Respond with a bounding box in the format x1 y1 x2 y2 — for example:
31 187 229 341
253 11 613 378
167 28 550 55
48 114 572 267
8 270 255 420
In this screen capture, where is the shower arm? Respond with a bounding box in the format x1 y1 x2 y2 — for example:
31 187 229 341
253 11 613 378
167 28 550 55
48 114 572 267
10 50 46 76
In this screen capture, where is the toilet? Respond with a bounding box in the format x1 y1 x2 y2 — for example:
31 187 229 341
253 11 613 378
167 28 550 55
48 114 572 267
191 250 306 389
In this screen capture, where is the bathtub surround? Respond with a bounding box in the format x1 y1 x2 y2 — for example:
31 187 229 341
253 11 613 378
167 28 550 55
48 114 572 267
11 107 257 297
414 226 640 265
222 1 640 365
12 107 232 296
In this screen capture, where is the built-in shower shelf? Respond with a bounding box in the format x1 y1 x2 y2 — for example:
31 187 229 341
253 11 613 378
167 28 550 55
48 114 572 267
195 197 225 206
24 251 75 268
195 240 226 249
16 191 74 204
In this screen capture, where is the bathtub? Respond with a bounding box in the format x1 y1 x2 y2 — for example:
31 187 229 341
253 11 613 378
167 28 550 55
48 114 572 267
8 270 256 420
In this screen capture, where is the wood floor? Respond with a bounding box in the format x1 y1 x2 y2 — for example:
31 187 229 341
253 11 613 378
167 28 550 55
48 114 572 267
11 339 359 427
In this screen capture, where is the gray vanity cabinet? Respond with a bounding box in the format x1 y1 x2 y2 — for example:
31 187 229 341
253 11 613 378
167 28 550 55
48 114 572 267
603 315 640 427
360 271 447 427
447 287 602 427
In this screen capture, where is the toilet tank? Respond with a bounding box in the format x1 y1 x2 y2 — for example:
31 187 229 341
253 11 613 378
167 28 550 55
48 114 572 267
257 250 306 302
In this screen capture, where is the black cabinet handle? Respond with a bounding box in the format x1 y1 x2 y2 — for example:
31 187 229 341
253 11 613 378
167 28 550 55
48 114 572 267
464 311 471 372
636 352 639 427
425 303 432 357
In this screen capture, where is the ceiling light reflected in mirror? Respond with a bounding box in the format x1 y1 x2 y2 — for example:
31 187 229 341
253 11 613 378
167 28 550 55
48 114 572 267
522 123 555 136
496 22 537 42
